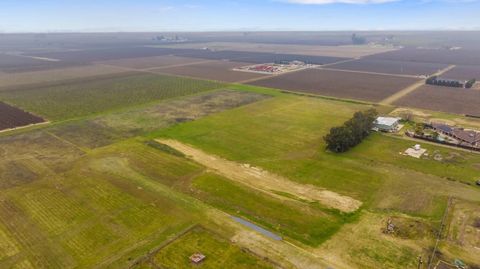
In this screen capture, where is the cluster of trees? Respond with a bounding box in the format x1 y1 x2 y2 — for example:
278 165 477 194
466 79 477 89
426 76 464 88
351 33 367 45
324 109 378 153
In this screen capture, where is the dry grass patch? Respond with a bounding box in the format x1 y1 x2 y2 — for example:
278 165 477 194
315 212 432 269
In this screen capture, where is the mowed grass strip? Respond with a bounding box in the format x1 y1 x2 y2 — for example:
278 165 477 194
152 226 274 269
191 173 349 246
0 73 224 121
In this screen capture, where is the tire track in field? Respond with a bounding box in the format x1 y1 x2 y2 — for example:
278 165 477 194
156 139 362 213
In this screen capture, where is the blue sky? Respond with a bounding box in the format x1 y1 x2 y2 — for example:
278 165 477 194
0 0 479 32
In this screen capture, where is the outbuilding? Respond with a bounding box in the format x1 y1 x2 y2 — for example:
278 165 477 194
189 253 206 264
374 117 401 132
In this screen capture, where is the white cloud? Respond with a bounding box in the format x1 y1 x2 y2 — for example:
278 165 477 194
284 0 399 4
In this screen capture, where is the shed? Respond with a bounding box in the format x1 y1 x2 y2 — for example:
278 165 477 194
189 253 206 264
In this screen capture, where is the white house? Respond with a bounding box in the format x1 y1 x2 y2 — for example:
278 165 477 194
374 117 401 132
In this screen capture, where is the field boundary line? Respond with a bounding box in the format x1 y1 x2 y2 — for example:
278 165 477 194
127 224 198 269
321 57 360 67
5 53 60 62
427 196 453 269
316 66 421 79
45 130 88 153
141 59 219 70
0 121 50 134
380 64 456 105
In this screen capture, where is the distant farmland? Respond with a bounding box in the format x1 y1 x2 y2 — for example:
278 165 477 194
27 47 348 66
366 48 480 66
154 60 270 82
394 85 480 116
23 47 177 63
97 55 208 69
0 53 78 73
328 59 448 76
0 102 45 131
0 64 128 89
0 73 224 120
442 65 480 80
249 68 420 102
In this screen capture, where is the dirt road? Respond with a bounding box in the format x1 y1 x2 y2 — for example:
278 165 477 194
380 65 456 105
156 139 362 213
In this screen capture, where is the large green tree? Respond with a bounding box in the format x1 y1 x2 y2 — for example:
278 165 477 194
324 109 378 153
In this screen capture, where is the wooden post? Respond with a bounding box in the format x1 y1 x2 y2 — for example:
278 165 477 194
417 255 423 269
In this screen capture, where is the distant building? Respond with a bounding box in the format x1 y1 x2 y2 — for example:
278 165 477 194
374 117 401 132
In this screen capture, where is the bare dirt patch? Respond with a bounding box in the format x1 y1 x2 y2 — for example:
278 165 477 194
0 101 45 131
442 65 480 80
156 139 362 213
153 60 270 82
328 59 448 76
249 68 420 102
367 48 480 66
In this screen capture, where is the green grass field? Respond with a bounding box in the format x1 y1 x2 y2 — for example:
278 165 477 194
190 173 350 246
0 88 272 268
150 226 275 269
155 90 480 267
0 73 224 121
1 77 480 269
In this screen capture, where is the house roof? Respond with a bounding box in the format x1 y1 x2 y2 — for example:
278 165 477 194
432 123 453 134
453 129 480 144
375 117 399 126
432 122 480 144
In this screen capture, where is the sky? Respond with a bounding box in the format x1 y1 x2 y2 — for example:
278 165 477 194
0 0 479 32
